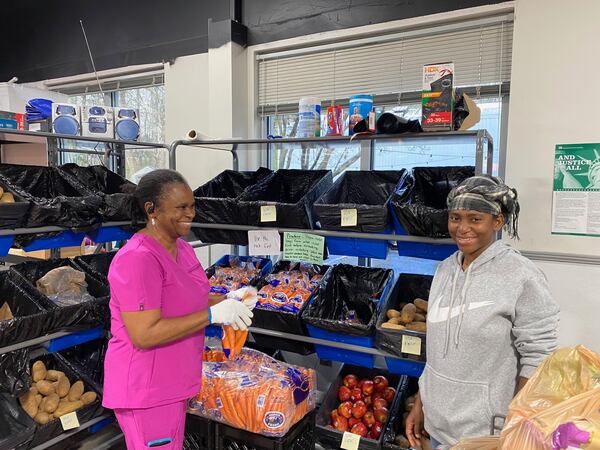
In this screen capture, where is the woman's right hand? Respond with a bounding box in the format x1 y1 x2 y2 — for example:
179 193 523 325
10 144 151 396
209 298 253 330
406 392 425 448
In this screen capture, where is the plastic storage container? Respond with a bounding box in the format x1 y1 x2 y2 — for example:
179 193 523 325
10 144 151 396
10 258 110 330
0 393 36 450
73 251 118 284
349 94 373 135
390 166 474 260
0 185 30 230
382 377 420 450
303 265 394 367
314 170 405 259
184 413 215 450
238 169 333 230
315 364 406 450
193 168 273 245
251 261 329 355
60 337 108 386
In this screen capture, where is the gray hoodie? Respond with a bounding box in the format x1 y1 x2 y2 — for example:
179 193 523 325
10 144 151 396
418 240 559 447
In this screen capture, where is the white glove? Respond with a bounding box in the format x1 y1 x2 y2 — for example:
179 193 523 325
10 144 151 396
209 298 253 331
226 286 258 311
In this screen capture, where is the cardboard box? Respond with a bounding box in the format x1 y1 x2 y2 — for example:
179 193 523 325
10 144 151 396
422 62 454 131
81 105 114 138
0 111 25 130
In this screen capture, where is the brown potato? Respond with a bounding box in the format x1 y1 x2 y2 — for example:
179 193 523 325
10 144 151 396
414 298 428 312
19 389 39 418
32 361 47 383
81 391 97 405
68 381 84 402
34 411 51 425
400 303 417 324
406 322 427 333
0 192 14 203
45 370 65 381
54 376 70 398
42 393 60 414
381 322 406 330
388 317 401 325
386 309 401 319
35 380 55 396
54 400 84 418
414 313 426 322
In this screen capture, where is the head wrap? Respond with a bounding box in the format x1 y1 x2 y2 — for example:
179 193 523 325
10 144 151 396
447 174 520 239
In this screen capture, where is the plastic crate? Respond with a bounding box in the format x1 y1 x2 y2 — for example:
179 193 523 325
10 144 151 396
315 364 407 450
214 411 315 450
0 392 36 450
384 358 425 377
391 213 456 261
325 225 392 260
73 251 118 284
382 377 420 450
87 225 134 244
185 413 214 450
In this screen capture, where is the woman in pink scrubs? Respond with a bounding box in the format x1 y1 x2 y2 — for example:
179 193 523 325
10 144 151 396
103 169 254 449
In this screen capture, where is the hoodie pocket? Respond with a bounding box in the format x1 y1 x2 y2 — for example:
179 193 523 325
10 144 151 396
420 364 493 441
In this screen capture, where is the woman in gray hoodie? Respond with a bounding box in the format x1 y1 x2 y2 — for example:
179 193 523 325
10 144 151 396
405 175 559 450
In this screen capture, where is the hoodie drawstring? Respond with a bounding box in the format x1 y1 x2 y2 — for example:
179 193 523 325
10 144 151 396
454 263 473 347
443 267 461 358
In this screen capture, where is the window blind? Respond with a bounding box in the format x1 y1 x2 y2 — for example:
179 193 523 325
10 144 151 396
257 14 513 114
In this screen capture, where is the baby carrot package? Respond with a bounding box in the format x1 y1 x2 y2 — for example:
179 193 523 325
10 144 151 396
190 347 317 437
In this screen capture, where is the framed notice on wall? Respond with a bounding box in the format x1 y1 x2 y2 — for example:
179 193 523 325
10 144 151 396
552 143 600 237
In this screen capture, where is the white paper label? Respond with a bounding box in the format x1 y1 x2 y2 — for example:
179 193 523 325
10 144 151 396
260 205 277 222
340 209 358 227
60 412 80 431
248 229 281 256
340 431 361 450
401 335 422 356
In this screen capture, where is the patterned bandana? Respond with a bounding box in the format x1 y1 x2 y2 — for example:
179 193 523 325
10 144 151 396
447 175 520 238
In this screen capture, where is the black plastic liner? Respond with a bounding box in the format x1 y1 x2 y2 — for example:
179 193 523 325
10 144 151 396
60 337 108 387
10 259 110 330
390 166 475 237
0 164 103 230
383 377 420 450
251 261 330 355
315 364 405 450
0 348 31 397
302 264 394 337
375 274 433 361
73 251 118 284
193 168 273 245
238 169 333 230
0 392 36 450
0 183 31 230
314 170 405 232
27 353 103 449
0 271 50 348
59 163 135 221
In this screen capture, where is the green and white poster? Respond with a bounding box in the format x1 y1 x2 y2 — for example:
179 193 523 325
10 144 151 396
552 143 600 236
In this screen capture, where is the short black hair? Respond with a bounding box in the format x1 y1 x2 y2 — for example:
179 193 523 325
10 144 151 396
124 169 189 223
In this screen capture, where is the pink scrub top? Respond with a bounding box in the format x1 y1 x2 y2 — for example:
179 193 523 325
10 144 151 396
102 233 208 409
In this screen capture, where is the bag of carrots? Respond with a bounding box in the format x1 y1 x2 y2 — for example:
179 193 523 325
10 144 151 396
190 347 317 437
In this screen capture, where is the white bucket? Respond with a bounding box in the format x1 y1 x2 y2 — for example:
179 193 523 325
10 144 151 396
297 97 321 138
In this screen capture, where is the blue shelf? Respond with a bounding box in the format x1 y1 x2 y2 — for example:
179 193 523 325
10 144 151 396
87 226 134 244
47 326 105 353
23 230 87 252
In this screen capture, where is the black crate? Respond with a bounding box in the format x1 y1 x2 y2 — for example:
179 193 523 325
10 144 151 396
214 411 315 450
375 273 433 361
251 261 330 355
59 337 108 387
315 365 406 450
0 392 36 450
73 251 118 284
0 187 30 230
382 378 419 450
185 413 214 450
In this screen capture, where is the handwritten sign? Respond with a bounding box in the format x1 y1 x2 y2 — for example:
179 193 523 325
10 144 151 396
60 412 80 431
282 232 324 265
340 431 361 450
402 335 422 356
248 229 281 256
340 208 358 227
260 205 277 222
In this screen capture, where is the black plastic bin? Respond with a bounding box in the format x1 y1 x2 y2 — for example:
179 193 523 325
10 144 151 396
59 163 136 221
376 274 433 362
214 410 316 450
184 413 215 450
315 364 406 450
73 251 118 284
390 166 475 238
0 348 31 397
193 168 273 245
0 392 36 450
60 337 108 387
0 183 30 230
0 270 51 348
27 353 103 449
0 164 102 230
382 377 420 450
251 261 330 355
10 259 110 330
238 169 333 230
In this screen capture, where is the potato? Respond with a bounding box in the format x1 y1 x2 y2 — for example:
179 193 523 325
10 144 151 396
388 317 401 325
386 309 401 320
54 376 70 398
35 394 42 406
68 381 84 402
32 361 47 383
414 298 428 312
45 370 65 382
400 303 417 325
381 322 406 330
41 393 60 413
36 380 55 396
81 391 97 405
406 322 427 333
414 313 426 322
34 411 51 425
19 389 39 418
54 400 84 418
0 192 14 203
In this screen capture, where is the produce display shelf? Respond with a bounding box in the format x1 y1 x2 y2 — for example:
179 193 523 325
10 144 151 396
29 413 113 450
0 326 105 354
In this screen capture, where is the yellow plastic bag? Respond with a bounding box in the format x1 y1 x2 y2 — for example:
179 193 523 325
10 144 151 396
451 435 499 450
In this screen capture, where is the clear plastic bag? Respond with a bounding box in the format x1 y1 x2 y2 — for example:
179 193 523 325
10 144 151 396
189 347 317 437
36 266 93 307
